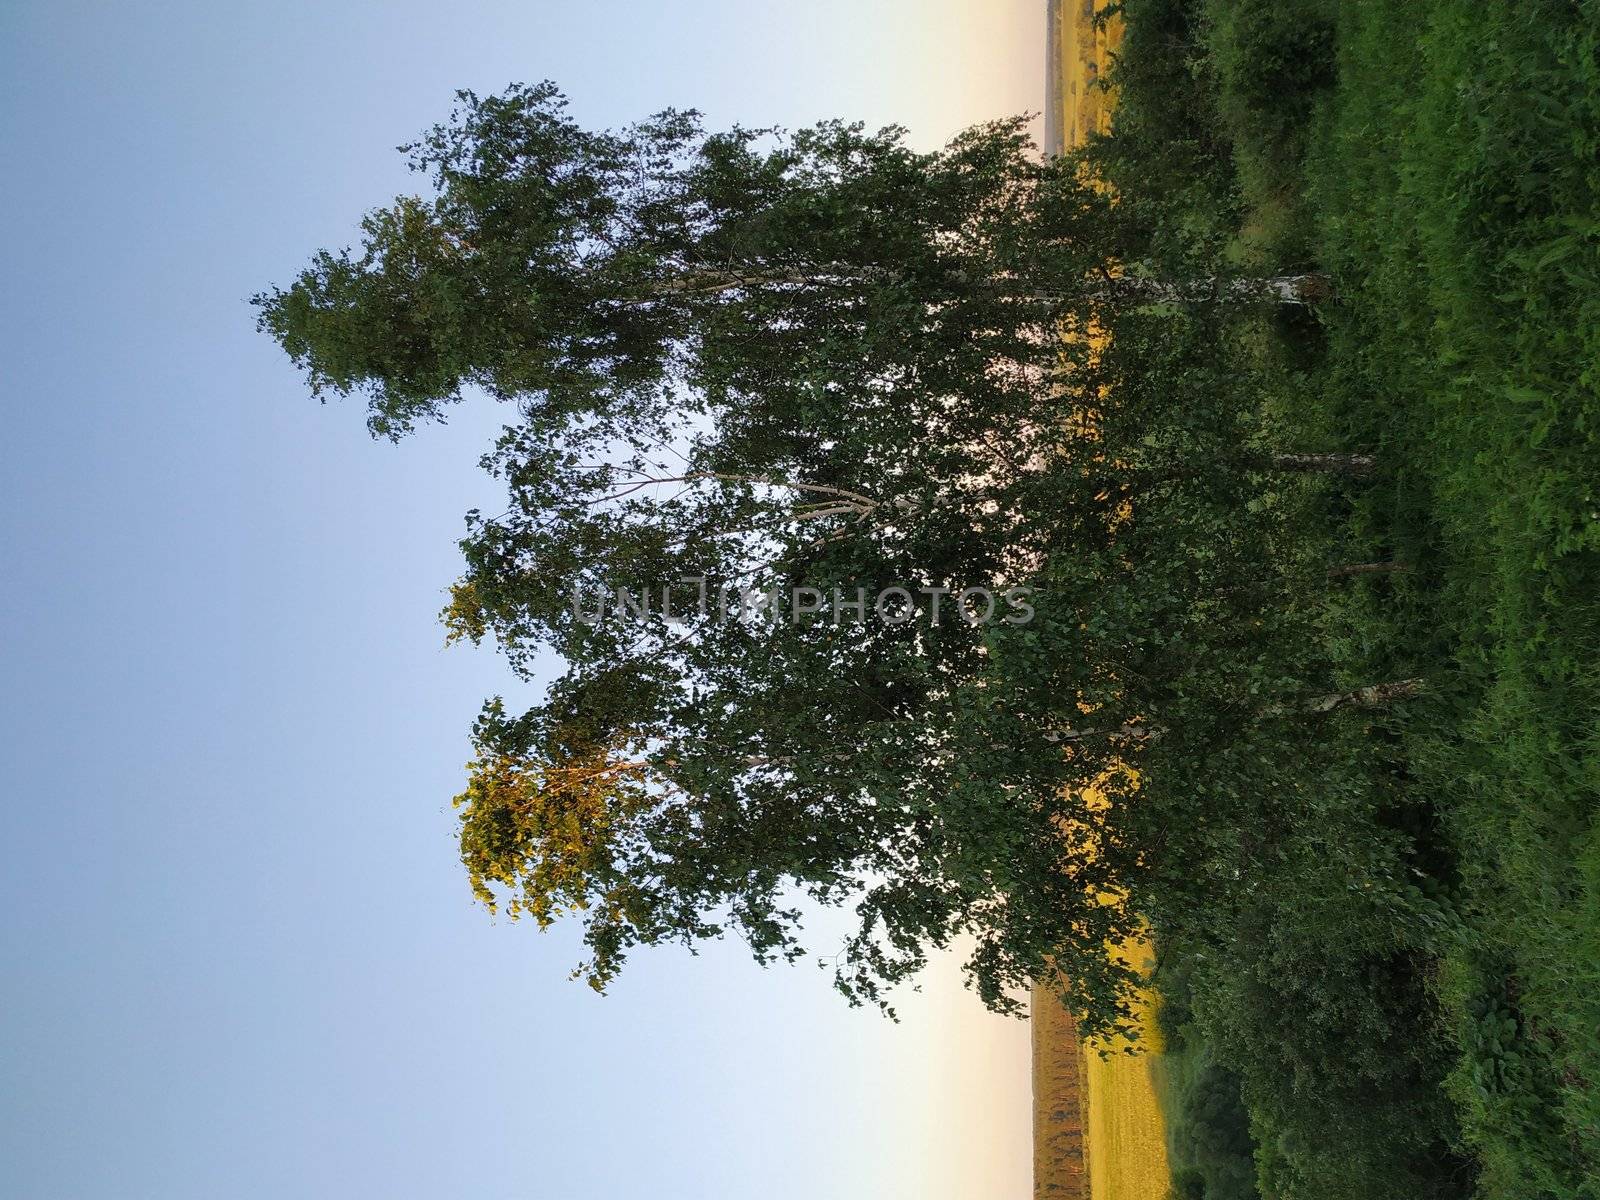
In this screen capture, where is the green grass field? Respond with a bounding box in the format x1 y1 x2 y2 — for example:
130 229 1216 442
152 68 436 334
1308 5 1600 1194
1095 1 1600 1196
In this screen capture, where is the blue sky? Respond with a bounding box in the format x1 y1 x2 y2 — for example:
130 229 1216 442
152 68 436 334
0 3 1046 1196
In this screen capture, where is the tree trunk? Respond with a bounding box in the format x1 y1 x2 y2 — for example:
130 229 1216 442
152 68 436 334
1280 678 1427 717
624 269 823 305
1328 561 1411 579
1095 273 1334 308
1263 452 1376 477
637 267 1335 309
1050 678 1427 743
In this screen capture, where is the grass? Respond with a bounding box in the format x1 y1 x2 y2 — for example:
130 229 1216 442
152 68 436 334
1091 0 1600 1196
1307 3 1600 1193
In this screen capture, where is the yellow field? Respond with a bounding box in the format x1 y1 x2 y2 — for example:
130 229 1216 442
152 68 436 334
1031 941 1170 1200
1081 936 1169 1200
1046 0 1125 156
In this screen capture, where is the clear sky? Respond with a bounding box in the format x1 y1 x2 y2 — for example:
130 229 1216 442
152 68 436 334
0 3 1046 1196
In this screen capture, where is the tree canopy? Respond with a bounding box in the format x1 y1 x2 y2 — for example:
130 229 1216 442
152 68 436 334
256 81 1372 1037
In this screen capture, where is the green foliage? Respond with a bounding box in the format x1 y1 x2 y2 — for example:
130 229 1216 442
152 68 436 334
1088 0 1240 272
1101 0 1600 1195
261 81 1331 1037
1306 1 1600 1193
261 79 1405 1041
1154 956 1261 1200
1199 0 1337 260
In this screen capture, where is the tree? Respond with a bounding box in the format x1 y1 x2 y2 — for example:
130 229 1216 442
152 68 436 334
254 81 1326 443
256 82 1395 1036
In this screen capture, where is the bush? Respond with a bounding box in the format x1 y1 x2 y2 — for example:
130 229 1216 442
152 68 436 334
1201 0 1337 260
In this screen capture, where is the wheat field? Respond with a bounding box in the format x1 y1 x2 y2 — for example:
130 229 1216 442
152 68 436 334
1081 936 1169 1200
1045 0 1124 156
1031 943 1170 1200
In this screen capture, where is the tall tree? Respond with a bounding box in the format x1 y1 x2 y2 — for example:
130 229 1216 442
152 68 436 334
256 83 1383 1035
